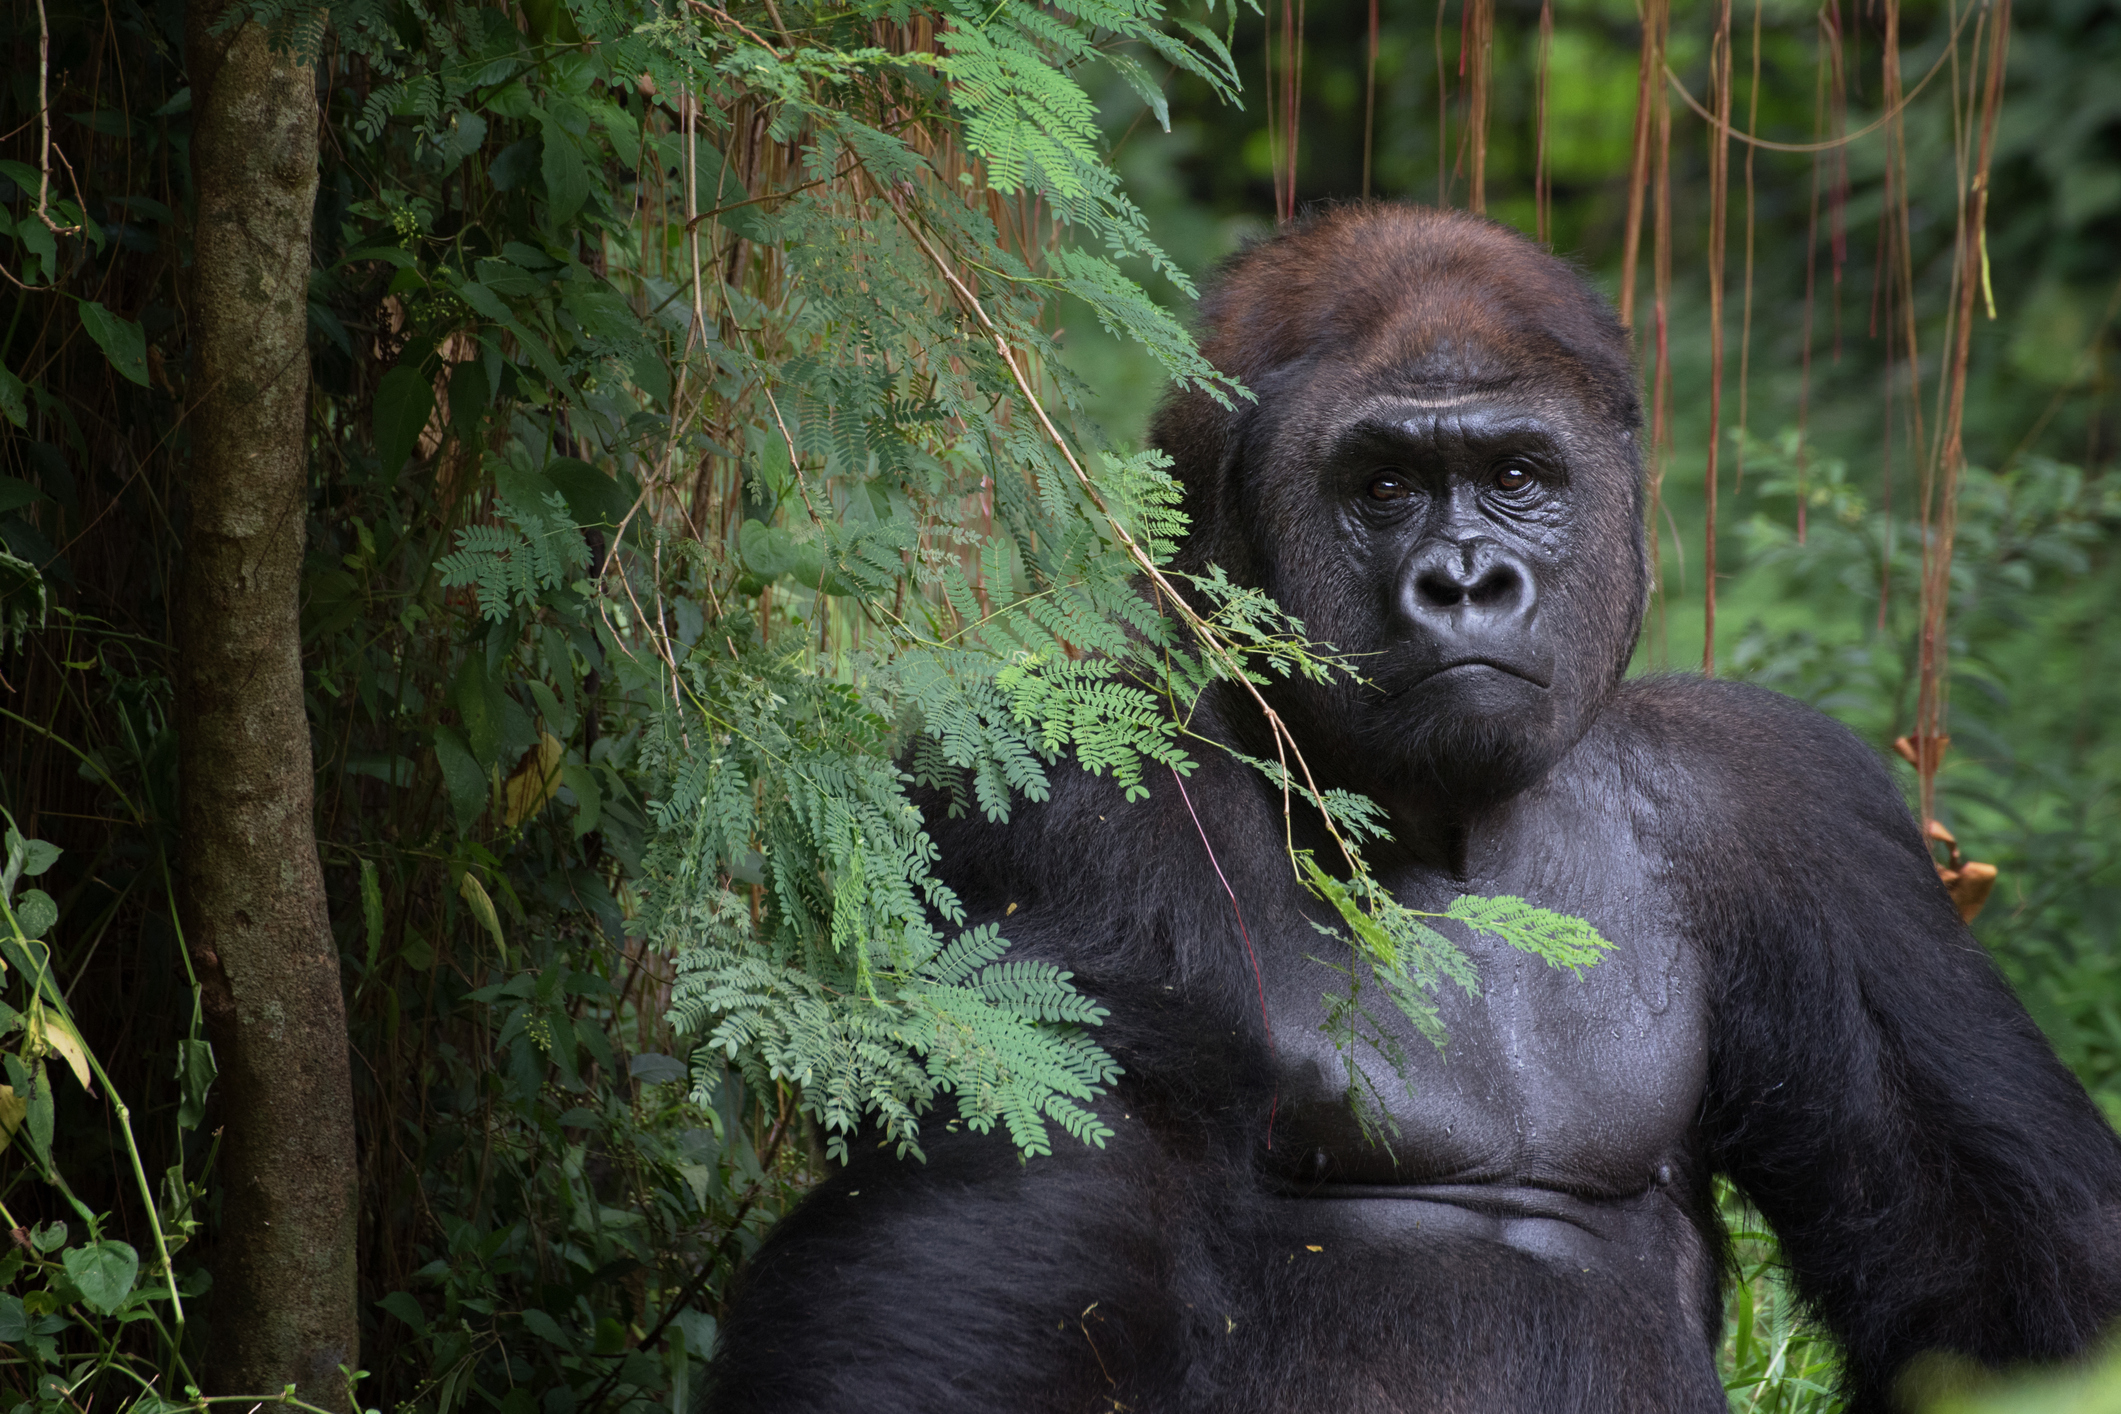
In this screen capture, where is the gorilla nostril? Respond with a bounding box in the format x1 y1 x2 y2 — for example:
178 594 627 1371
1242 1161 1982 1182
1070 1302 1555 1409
1416 571 1468 609
1468 564 1523 608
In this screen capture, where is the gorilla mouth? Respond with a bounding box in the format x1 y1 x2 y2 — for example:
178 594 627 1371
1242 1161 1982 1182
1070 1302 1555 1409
1423 658 1553 690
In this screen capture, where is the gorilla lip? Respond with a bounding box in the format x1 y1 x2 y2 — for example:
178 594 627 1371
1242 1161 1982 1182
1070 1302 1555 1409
1423 658 1553 690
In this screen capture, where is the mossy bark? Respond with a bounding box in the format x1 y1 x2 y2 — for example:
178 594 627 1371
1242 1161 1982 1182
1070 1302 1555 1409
177 12 358 1407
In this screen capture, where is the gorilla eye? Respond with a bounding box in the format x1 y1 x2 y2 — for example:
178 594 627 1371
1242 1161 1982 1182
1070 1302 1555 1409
1368 472 1413 502
1492 462 1537 495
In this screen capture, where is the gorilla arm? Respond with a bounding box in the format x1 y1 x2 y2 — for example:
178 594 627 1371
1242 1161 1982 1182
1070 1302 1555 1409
1662 679 2121 1409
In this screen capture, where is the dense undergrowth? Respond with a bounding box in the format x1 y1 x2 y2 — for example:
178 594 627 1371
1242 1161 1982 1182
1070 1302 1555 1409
0 0 2114 1407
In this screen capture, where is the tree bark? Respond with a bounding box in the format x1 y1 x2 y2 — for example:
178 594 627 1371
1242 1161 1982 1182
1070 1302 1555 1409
177 12 358 1407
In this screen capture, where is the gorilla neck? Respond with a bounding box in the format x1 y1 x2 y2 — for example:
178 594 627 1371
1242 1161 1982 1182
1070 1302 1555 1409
1216 682 1560 878
1369 772 1539 878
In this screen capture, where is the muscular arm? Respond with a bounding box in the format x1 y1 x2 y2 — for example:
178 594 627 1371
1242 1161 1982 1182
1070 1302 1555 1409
1663 681 2121 1409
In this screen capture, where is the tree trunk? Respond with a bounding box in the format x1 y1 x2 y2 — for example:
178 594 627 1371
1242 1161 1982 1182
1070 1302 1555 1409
177 12 358 1407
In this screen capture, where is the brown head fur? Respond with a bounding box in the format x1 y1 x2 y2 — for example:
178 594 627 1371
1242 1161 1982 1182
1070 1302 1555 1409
1153 204 1640 582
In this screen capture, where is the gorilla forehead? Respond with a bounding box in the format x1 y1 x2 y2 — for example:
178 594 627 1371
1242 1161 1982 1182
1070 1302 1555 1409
1197 205 1640 430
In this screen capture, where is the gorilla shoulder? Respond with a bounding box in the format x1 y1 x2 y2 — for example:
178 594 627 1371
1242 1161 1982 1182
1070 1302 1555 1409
1601 674 1949 904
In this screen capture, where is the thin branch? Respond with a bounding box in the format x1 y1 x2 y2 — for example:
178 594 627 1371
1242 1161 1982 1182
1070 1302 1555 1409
33 0 83 236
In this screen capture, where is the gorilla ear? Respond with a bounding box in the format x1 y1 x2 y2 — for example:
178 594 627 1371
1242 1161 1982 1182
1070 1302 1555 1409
1150 384 1256 581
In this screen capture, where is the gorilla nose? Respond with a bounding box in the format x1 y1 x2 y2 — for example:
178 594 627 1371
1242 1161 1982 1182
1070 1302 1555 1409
1403 539 1536 632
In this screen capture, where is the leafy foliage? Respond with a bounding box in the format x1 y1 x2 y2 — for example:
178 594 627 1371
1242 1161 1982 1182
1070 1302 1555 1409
4 0 2109 1404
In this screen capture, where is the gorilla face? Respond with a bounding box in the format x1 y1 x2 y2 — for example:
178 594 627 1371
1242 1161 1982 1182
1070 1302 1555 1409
1241 369 1646 810
1157 208 1648 816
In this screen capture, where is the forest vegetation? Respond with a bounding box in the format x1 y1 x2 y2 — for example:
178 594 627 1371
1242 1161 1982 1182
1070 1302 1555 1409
0 0 2114 1408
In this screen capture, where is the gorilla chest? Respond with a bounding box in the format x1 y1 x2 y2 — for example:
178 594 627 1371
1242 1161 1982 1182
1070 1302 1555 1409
1259 835 1707 1194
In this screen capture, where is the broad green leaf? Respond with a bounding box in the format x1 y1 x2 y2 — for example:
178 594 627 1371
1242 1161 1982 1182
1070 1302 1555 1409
520 1305 575 1352
16 218 54 280
628 1052 689 1085
454 652 509 765
76 301 148 386
432 727 487 833
447 359 490 445
377 1290 426 1333
560 760 601 835
61 1240 138 1315
539 122 591 228
434 110 487 171
14 836 59 877
0 1085 25 1152
11 888 55 942
373 364 435 474
542 457 639 534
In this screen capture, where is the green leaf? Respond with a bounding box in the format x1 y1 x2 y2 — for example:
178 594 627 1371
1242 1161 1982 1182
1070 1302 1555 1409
11 889 56 941
1104 52 1170 133
24 1063 51 1159
373 364 435 474
15 836 59 878
76 302 148 386
0 364 25 427
1295 853 1397 968
447 359 490 445
628 1052 688 1085
16 217 54 280
560 761 601 835
542 457 639 534
173 1038 215 1132
738 519 844 592
0 549 46 650
432 727 488 833
336 244 417 269
1444 894 1614 973
520 1305 575 1352
454 652 508 765
377 1290 426 1333
61 1240 139 1315
28 1220 65 1253
539 122 591 228
3 823 55 896
359 856 386 973
458 873 508 965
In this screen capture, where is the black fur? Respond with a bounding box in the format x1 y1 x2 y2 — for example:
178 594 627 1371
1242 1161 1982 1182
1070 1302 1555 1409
705 206 2121 1413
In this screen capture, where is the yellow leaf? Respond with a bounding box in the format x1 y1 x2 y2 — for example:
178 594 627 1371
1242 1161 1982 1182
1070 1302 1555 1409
27 1003 91 1092
504 731 566 828
0 1084 25 1152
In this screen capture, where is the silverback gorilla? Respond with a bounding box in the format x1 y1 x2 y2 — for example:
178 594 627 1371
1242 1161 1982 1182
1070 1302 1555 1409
705 206 2121 1412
